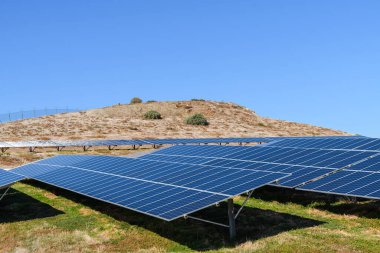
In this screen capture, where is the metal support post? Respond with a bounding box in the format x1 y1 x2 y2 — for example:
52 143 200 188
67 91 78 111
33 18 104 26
234 191 254 219
228 198 236 240
83 146 91 151
108 145 117 150
0 187 10 201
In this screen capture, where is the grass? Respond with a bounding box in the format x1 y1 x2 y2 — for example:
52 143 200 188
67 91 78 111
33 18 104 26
0 183 379 253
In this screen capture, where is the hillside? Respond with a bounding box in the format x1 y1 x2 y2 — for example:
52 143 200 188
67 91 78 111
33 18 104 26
0 100 348 141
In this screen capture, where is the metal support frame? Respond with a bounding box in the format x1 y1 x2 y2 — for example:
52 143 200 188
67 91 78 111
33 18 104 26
131 144 142 150
185 215 229 228
153 144 163 149
184 197 244 241
0 187 10 201
108 145 117 150
234 191 254 219
56 146 65 151
29 147 36 152
227 199 236 240
83 146 91 151
1 147 9 153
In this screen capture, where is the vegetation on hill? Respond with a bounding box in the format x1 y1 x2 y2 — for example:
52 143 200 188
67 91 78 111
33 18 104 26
130 97 142 104
144 110 162 120
185 113 209 126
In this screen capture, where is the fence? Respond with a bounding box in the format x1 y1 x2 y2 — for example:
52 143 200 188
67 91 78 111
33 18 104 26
0 108 81 124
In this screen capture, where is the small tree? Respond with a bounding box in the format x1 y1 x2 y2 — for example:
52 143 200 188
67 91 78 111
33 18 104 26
130 97 142 104
185 113 209 126
144 110 162 119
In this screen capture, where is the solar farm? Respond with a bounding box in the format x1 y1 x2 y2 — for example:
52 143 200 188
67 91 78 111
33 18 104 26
0 135 379 252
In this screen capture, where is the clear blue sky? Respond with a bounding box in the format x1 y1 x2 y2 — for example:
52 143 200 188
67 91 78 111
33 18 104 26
1 1 379 137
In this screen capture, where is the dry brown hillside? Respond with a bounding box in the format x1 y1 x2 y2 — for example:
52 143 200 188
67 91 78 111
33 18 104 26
0 100 348 141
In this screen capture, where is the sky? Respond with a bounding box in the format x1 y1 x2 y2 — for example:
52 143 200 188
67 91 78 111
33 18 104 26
1 1 379 137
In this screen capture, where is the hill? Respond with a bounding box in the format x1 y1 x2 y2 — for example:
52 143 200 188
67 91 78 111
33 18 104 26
0 100 348 141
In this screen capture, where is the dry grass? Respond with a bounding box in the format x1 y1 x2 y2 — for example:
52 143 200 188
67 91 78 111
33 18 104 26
0 101 348 141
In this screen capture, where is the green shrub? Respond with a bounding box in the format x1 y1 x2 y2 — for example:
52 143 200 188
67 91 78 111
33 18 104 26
130 97 142 104
185 113 209 126
191 98 205 101
144 110 162 119
146 100 157 103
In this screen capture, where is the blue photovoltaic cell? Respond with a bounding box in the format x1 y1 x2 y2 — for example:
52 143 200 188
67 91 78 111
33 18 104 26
266 137 380 151
141 145 378 188
348 155 380 172
140 154 335 188
12 155 288 220
0 169 25 188
300 170 380 199
298 153 380 199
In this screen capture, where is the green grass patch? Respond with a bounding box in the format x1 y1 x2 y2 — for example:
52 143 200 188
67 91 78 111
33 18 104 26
0 183 379 252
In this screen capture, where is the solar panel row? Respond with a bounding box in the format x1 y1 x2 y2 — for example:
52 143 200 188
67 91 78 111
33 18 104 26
300 170 380 199
139 153 334 188
0 169 25 188
12 155 288 220
148 145 376 170
266 137 380 151
139 145 380 197
0 135 367 149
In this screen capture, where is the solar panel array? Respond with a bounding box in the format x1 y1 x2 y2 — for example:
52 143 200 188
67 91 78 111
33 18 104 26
0 135 365 150
0 169 25 188
139 145 378 189
265 137 380 151
12 155 288 220
299 153 380 199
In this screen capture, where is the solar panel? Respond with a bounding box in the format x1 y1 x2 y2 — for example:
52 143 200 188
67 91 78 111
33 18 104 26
299 170 380 200
139 145 378 188
265 137 380 151
0 169 25 188
12 155 288 220
298 152 380 199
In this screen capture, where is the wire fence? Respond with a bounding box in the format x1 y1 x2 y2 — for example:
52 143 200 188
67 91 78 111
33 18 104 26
0 108 81 124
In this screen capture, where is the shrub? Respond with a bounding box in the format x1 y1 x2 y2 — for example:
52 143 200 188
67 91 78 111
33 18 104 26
185 113 209 126
130 97 142 104
191 98 205 101
144 110 162 120
146 100 157 103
